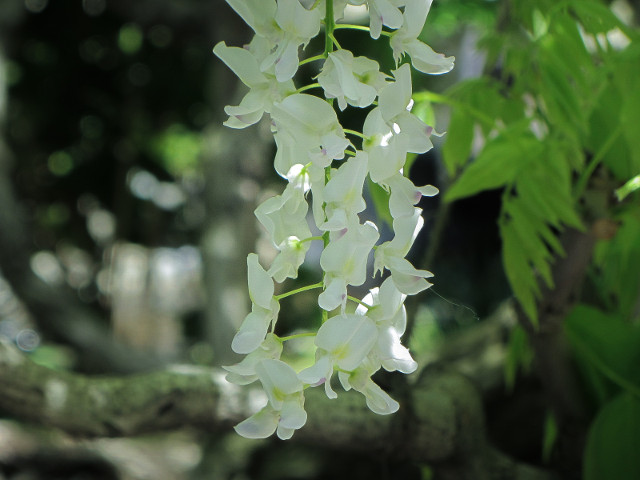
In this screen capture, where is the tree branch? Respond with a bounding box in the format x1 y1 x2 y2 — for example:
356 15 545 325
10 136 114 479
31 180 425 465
0 337 554 479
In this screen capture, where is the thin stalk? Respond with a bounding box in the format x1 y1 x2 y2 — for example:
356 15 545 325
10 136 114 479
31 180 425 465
275 282 323 301
280 332 317 342
297 83 322 94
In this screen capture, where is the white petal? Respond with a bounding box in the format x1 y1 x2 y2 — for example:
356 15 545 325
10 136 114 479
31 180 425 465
316 314 378 371
318 276 347 311
224 333 283 384
387 257 434 295
377 326 417 373
406 40 455 75
247 253 274 309
361 379 400 415
298 354 337 399
234 406 279 439
256 359 303 410
213 41 266 88
279 393 307 429
379 64 412 122
231 309 272 354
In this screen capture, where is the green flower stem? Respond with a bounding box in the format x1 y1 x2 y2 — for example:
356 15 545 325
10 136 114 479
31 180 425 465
299 54 325 66
320 0 334 326
324 0 335 56
345 148 357 157
344 128 367 141
280 332 317 342
333 24 392 38
347 295 372 310
297 83 322 94
275 282 323 300
300 235 324 244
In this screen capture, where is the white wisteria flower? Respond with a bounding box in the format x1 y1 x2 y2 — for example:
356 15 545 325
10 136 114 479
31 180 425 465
232 254 280 354
321 152 369 230
271 93 350 170
226 0 323 81
298 313 378 398
389 0 455 74
337 358 400 414
235 359 307 440
356 277 417 374
318 220 379 311
317 49 387 110
217 0 452 441
364 64 437 183
374 208 434 294
255 179 312 282
348 0 403 40
213 37 296 128
386 173 439 219
223 334 283 385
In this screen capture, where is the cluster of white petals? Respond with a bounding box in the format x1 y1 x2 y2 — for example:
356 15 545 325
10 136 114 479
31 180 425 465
214 0 453 440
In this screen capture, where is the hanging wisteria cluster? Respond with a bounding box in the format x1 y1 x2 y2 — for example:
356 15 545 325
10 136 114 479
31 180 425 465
214 0 453 440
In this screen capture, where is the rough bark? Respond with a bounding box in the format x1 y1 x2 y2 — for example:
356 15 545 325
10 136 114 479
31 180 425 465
0 337 555 480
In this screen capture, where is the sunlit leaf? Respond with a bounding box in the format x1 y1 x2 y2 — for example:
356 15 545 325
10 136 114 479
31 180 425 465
445 132 541 202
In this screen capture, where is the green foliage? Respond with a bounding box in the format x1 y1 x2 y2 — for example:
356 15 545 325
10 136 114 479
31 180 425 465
584 393 640 480
504 324 534 392
565 305 640 478
151 124 203 177
566 305 640 398
592 212 640 318
434 0 640 326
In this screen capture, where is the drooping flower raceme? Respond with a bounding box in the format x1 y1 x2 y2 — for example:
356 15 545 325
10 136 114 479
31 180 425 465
214 0 453 440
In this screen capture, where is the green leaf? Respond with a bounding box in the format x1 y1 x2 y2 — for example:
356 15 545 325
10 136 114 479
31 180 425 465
570 0 628 35
565 305 640 396
592 213 640 318
445 132 542 202
504 324 534 391
501 219 541 324
441 108 474 178
538 53 586 140
584 393 640 480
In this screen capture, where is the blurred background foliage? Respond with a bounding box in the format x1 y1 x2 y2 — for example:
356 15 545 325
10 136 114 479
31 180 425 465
0 0 639 479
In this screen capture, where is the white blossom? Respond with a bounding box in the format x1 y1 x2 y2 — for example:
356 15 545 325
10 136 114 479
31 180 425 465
389 0 455 74
232 254 280 354
374 208 434 294
298 313 378 398
213 37 296 128
317 49 387 110
318 221 379 310
226 0 323 81
364 64 436 183
356 277 417 374
321 152 369 231
235 359 307 440
255 180 312 282
223 334 283 385
348 0 403 40
218 0 452 441
271 93 349 169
